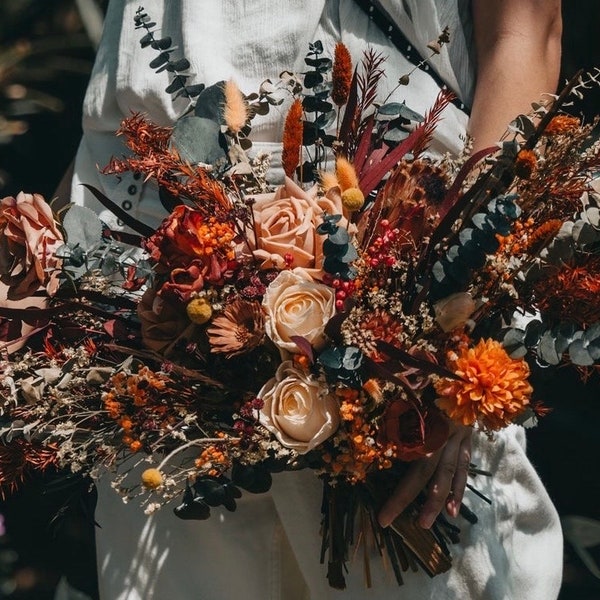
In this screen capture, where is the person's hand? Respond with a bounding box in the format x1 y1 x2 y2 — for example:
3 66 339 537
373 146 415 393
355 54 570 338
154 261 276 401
378 422 472 529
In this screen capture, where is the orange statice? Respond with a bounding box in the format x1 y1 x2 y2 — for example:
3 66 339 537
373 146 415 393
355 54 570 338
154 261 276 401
434 339 532 431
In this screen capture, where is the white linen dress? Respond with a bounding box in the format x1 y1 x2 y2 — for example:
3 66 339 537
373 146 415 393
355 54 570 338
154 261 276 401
70 1 563 598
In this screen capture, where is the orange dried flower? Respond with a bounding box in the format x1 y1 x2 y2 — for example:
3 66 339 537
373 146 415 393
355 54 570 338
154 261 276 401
515 149 537 179
332 43 352 107
206 299 264 358
435 339 532 431
281 99 303 178
544 114 581 136
532 256 600 326
523 219 562 254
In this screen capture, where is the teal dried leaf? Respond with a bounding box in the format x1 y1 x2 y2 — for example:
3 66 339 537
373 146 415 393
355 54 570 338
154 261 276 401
568 339 594 366
151 37 172 50
194 81 226 124
304 71 324 89
139 33 153 48
584 322 600 342
318 348 342 370
303 96 332 113
165 76 188 94
383 128 410 144
166 58 191 72
328 228 350 245
308 40 324 54
378 102 424 122
585 206 600 227
587 337 600 360
341 346 363 370
62 205 103 250
538 331 561 365
149 52 170 69
304 57 332 72
524 320 544 346
100 254 118 276
171 116 225 165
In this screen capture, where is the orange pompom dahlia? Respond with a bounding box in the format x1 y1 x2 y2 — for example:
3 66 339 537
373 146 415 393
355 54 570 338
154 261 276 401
434 339 532 431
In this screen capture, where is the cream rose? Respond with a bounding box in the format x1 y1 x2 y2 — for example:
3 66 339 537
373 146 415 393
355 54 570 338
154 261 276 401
249 176 352 276
262 268 335 353
258 360 340 453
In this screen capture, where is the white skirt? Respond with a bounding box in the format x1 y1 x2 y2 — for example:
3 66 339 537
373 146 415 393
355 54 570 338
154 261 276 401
94 425 562 600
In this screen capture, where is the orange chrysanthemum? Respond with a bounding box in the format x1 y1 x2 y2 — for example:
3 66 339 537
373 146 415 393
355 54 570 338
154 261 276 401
434 339 532 431
281 99 303 178
331 42 352 107
544 114 581 136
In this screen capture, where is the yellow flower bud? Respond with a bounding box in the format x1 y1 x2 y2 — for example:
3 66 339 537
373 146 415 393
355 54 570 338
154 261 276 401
186 298 213 324
341 187 365 211
141 468 163 489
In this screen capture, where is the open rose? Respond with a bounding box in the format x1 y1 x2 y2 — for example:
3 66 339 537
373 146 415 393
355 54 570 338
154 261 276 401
143 205 235 295
0 192 64 299
258 360 340 453
262 268 335 353
250 177 352 276
378 400 449 461
137 287 197 354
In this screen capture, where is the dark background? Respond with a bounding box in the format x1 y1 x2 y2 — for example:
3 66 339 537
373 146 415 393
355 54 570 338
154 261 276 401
0 1 599 598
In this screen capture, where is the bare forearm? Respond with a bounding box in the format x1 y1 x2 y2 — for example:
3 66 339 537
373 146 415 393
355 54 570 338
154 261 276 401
469 0 562 151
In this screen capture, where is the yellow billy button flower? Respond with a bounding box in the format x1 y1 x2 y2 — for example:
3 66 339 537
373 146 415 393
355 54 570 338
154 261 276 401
186 297 213 324
341 187 365 212
141 468 163 489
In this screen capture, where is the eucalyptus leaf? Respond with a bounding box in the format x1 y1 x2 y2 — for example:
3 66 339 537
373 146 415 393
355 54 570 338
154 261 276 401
524 319 544 346
314 110 336 130
378 102 424 122
194 81 226 124
62 205 103 250
171 116 225 165
538 331 560 365
588 338 600 361
383 128 410 144
585 206 600 227
568 339 594 366
584 322 600 342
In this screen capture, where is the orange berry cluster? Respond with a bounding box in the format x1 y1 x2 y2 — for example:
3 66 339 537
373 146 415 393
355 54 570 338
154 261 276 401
194 435 230 477
322 389 394 483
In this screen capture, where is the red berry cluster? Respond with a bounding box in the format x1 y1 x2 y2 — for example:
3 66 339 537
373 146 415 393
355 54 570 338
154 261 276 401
366 219 398 269
322 273 358 311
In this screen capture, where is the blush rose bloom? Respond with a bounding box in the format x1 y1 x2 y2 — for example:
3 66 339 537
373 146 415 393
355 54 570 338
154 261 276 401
258 360 340 454
262 268 336 353
250 176 353 276
0 192 64 299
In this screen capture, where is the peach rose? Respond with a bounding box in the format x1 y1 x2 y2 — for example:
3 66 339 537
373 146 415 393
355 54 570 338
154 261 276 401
262 268 336 353
249 176 351 276
258 360 340 453
0 192 64 299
